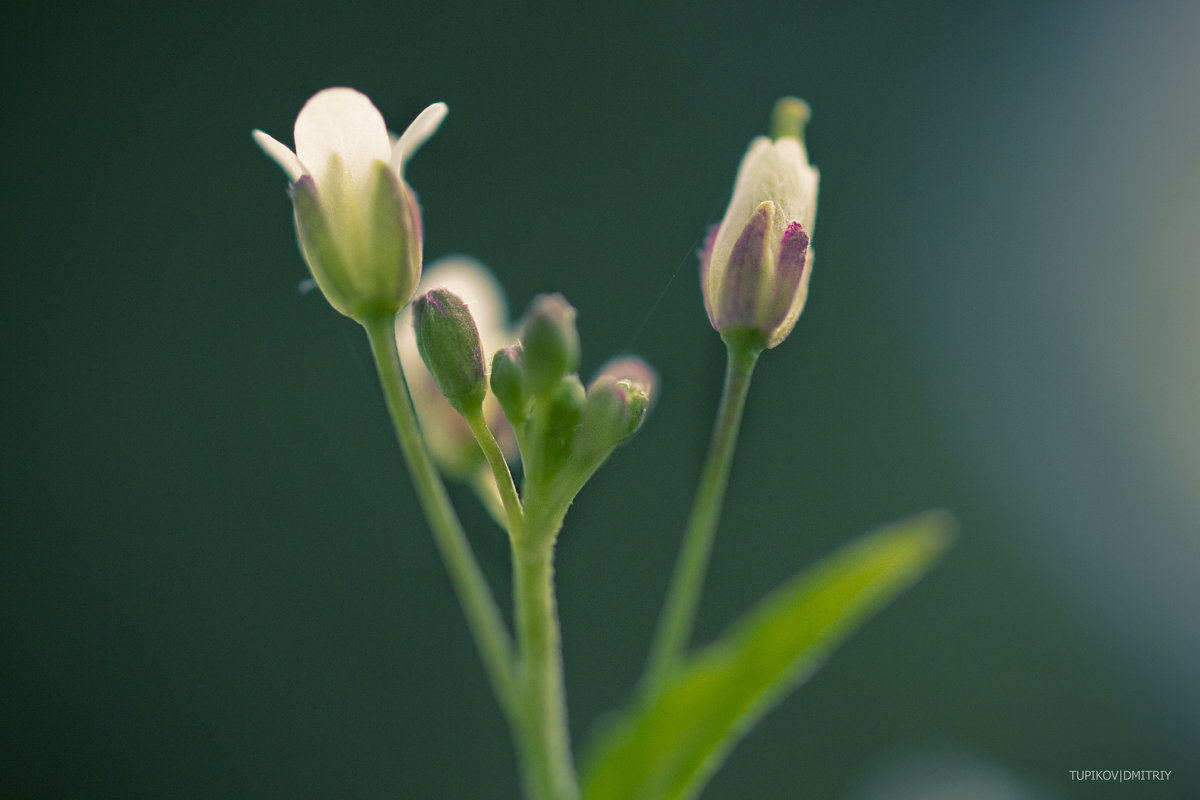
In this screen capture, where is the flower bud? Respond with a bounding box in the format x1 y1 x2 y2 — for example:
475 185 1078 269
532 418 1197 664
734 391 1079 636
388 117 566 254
396 257 517 478
413 289 487 416
578 356 658 452
539 374 586 476
254 88 447 319
769 96 810 142
700 98 820 349
520 294 581 395
490 345 529 424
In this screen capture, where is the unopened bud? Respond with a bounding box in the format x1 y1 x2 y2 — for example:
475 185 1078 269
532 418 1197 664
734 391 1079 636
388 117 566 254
539 374 586 475
521 294 581 395
578 356 658 451
490 344 529 424
700 99 819 350
770 96 811 142
413 289 487 415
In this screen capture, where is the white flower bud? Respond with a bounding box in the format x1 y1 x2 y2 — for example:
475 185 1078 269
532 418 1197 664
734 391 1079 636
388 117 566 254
701 98 820 349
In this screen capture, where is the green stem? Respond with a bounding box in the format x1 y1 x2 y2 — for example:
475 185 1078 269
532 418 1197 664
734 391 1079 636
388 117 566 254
513 503 579 800
642 336 761 696
361 313 521 724
465 408 525 539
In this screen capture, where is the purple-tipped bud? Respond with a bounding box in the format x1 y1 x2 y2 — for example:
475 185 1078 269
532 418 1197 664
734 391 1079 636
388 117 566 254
413 289 487 416
578 356 658 453
701 100 820 350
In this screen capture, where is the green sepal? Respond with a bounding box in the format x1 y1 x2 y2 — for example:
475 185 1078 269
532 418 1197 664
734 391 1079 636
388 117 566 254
292 175 358 318
292 161 423 320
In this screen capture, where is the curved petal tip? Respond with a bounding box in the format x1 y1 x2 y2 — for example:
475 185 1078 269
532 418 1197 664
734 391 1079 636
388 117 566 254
252 129 305 182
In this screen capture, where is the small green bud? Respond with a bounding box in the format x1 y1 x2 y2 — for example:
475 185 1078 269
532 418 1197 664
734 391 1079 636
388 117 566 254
521 294 581 395
412 288 487 416
770 96 811 142
490 344 529 424
539 374 586 476
578 356 658 453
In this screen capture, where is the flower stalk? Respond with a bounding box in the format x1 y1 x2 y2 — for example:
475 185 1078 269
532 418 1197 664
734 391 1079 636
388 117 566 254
360 313 522 725
512 503 580 800
642 332 761 696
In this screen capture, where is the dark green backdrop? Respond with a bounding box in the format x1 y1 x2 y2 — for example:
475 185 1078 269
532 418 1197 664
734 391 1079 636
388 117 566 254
5 1 1197 797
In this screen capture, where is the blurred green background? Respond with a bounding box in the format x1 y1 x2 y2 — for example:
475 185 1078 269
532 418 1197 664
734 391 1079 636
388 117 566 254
4 0 1197 797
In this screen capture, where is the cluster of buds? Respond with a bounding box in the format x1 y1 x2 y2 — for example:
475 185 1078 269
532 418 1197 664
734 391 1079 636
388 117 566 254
414 288 655 493
701 97 820 350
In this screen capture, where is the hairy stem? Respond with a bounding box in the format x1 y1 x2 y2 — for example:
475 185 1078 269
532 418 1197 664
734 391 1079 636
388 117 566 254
512 512 579 800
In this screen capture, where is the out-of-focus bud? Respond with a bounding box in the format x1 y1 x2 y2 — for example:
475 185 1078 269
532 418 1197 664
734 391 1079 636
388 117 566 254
577 356 658 452
539 375 586 476
770 96 810 141
521 294 581 395
412 289 487 416
491 345 529 424
254 88 447 319
700 96 820 350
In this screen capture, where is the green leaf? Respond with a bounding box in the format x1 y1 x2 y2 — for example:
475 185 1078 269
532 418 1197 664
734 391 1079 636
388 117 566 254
580 511 955 800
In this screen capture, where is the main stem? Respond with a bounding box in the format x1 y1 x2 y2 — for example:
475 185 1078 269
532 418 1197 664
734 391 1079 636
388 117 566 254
361 314 521 724
513 501 579 800
642 337 760 696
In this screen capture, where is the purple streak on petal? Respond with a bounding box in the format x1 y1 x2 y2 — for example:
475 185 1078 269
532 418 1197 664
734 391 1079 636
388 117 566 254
717 204 771 330
763 222 810 332
776 222 810 291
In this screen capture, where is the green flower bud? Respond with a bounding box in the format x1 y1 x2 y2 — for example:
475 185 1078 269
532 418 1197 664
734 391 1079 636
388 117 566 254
490 344 529 424
769 96 811 142
539 374 586 476
577 356 658 453
412 289 487 416
521 294 581 395
396 257 518 479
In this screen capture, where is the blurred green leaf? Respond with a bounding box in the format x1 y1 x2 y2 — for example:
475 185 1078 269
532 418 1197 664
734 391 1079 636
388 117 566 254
580 511 955 800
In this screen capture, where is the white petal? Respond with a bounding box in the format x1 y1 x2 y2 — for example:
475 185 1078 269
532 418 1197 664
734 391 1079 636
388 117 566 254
709 137 819 282
708 137 773 282
293 88 391 189
762 138 820 238
252 130 305 182
390 102 448 173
